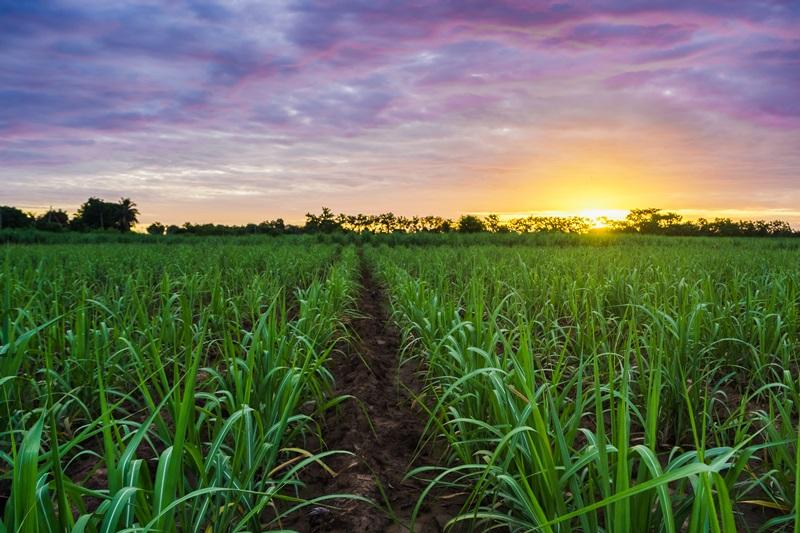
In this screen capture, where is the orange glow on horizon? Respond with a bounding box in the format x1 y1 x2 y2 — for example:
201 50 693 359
496 141 674 218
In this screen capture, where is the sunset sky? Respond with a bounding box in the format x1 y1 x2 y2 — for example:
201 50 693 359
2 1 799 226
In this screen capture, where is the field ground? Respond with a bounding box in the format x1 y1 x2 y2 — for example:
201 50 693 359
288 251 463 532
1 235 799 532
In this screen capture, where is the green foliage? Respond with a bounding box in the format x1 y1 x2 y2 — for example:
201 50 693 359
2 234 799 532
0 241 359 531
369 238 800 531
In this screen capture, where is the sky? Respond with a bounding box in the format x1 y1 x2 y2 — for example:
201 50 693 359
2 0 800 226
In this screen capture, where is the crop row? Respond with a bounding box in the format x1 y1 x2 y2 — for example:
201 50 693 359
1 243 357 532
369 240 800 532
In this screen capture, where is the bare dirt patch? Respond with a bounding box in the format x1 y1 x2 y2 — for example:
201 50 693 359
286 252 461 532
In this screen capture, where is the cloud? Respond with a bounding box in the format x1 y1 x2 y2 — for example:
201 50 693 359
548 22 696 47
1 0 799 223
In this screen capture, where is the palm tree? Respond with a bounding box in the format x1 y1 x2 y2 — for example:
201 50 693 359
117 198 139 232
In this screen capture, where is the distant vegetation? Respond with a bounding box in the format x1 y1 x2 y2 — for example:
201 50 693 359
1 198 138 232
1 200 797 238
371 241 800 531
2 241 356 531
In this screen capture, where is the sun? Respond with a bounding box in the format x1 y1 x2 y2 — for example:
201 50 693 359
577 208 628 228
485 208 629 229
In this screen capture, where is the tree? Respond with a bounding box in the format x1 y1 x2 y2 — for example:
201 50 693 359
377 212 399 233
484 214 502 232
625 208 662 233
35 209 69 231
348 213 370 233
257 218 285 235
304 207 341 233
767 220 793 236
72 197 139 232
620 208 684 234
0 206 34 229
117 198 139 232
458 214 486 233
72 197 116 231
147 222 166 235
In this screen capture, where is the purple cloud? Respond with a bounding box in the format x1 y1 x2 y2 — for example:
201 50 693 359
1 0 799 224
548 22 696 47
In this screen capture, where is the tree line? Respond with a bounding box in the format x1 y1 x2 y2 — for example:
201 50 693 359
0 198 139 232
1 201 797 237
158 207 795 237
605 208 795 237
146 208 599 235
151 207 800 237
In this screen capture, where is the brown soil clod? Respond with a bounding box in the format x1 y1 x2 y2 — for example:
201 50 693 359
285 250 460 532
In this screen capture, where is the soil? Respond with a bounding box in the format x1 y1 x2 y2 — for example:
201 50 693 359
284 253 463 532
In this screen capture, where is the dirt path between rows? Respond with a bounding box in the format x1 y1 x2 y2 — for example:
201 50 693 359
287 252 460 532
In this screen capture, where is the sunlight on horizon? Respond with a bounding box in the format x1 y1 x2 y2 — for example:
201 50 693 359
484 208 628 226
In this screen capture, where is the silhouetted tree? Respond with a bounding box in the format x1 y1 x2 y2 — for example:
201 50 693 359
5 201 795 239
623 208 682 234
72 198 101 230
71 197 139 232
766 220 793 236
600 209 799 237
418 216 450 232
117 198 139 232
458 215 486 233
147 222 166 235
347 213 371 233
484 214 502 232
377 212 398 233
304 207 341 233
72 198 116 231
0 206 34 229
257 218 285 235
508 215 590 234
35 209 69 231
